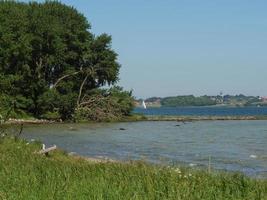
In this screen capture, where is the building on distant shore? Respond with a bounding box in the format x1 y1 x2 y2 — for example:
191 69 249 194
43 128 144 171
260 97 267 102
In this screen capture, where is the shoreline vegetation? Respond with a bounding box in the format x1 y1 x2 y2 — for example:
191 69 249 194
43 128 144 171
0 137 266 199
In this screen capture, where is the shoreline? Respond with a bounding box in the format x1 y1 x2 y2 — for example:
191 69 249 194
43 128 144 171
72 156 267 180
1 137 266 199
3 115 267 125
4 118 56 125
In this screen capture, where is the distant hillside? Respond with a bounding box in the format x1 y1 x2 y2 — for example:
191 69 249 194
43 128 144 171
161 95 216 107
135 95 267 107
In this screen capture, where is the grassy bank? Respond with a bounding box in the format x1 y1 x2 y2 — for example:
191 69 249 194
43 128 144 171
0 137 267 199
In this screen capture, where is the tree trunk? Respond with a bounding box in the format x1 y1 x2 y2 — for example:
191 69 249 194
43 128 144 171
77 74 89 107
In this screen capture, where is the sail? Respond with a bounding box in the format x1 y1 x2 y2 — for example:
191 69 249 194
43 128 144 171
142 100 147 109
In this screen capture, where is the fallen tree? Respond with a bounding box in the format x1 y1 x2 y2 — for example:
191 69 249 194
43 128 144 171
74 87 134 122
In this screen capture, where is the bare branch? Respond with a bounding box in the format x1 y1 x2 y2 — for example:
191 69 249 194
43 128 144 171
77 74 89 107
52 71 80 89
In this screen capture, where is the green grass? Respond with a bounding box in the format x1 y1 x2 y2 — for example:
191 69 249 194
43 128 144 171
0 137 267 200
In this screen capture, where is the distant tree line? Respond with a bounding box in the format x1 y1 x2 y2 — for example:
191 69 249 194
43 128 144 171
0 1 134 121
161 95 216 107
143 94 264 107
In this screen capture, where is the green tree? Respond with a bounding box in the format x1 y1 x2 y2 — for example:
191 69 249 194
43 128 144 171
0 1 129 121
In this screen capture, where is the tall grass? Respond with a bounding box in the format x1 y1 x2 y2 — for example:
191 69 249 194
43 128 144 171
0 137 266 200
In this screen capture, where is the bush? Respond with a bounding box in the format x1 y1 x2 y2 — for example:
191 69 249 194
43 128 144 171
37 90 77 120
40 111 61 120
0 94 32 119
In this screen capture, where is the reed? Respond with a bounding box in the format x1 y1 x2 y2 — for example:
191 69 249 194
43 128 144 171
0 137 266 200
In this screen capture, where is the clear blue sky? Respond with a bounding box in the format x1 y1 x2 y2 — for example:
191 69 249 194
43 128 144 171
24 0 267 98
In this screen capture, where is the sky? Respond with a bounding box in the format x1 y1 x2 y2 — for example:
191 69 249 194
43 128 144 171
23 0 267 98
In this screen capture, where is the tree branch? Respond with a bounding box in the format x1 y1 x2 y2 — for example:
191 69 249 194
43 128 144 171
77 74 89 107
52 71 80 89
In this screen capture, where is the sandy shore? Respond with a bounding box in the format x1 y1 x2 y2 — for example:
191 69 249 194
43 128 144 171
5 118 55 124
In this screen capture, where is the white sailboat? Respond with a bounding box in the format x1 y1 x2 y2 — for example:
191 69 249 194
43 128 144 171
142 100 147 109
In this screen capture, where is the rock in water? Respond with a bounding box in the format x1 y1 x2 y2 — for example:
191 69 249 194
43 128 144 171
250 155 257 159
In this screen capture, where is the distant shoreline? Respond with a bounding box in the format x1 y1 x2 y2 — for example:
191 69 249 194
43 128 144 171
135 95 267 108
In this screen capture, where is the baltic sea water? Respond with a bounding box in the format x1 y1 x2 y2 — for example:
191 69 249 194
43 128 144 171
22 107 267 178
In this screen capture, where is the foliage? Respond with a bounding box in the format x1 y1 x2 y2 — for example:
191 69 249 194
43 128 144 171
0 137 266 199
40 111 61 121
223 95 261 106
161 95 216 107
0 1 129 121
37 89 77 120
0 94 31 119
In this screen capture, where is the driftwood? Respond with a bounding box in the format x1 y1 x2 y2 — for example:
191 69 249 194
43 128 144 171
38 145 57 155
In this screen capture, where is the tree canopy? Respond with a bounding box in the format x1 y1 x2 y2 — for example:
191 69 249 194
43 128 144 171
0 1 133 121
161 95 216 107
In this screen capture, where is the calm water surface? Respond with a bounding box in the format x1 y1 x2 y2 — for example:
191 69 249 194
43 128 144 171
134 106 267 116
23 120 267 178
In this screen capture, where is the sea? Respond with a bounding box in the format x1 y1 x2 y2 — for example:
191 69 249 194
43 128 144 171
133 106 267 116
21 106 267 178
